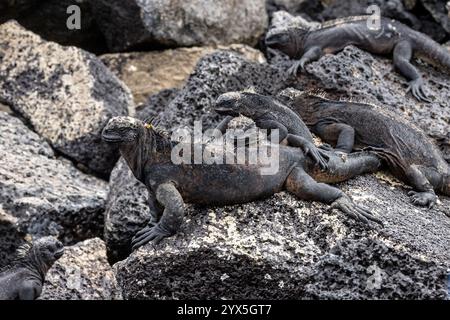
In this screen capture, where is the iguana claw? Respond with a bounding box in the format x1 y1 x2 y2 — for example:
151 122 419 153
304 142 329 171
407 190 436 208
288 60 305 77
131 224 172 251
406 79 432 103
331 195 383 226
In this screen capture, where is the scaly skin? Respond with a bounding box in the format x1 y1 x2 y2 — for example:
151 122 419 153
102 117 383 250
279 88 450 208
214 90 330 170
265 15 450 102
0 237 64 300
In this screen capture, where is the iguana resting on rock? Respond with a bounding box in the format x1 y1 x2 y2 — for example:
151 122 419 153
265 15 450 102
102 117 383 250
214 90 330 170
279 88 450 208
0 237 64 300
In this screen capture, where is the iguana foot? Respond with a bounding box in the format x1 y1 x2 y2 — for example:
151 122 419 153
131 224 173 251
407 191 436 208
287 60 305 77
406 79 431 103
304 142 329 171
331 195 383 226
319 143 334 151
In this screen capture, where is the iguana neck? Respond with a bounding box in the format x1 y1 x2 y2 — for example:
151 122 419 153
17 249 49 282
119 128 172 182
293 28 309 57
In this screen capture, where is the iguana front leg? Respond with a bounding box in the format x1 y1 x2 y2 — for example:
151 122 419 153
132 182 184 250
393 40 431 103
285 166 382 226
147 189 163 226
18 281 41 300
288 46 322 76
256 119 329 170
314 121 355 153
405 165 437 208
214 115 234 134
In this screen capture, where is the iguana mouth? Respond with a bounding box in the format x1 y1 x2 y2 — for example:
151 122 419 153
265 34 279 47
102 133 124 143
214 107 238 116
54 248 65 259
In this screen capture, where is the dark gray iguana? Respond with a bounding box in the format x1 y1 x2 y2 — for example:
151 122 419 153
102 117 383 250
265 15 450 102
0 237 64 300
214 90 330 170
278 88 450 208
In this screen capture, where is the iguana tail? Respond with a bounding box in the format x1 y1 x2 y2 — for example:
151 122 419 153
413 33 450 71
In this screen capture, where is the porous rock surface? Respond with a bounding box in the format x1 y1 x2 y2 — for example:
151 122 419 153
160 50 293 131
40 238 122 300
90 0 268 52
100 45 266 104
303 45 450 140
0 112 107 244
0 21 133 177
115 174 449 299
112 50 450 299
0 209 27 268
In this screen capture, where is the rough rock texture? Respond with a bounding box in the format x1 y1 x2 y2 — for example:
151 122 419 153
0 112 107 244
40 238 122 300
303 45 450 140
419 0 450 34
267 0 323 20
161 50 293 131
0 21 133 177
105 159 150 263
317 0 448 42
112 47 449 299
0 209 27 268
12 0 108 54
136 89 180 122
115 174 450 299
101 45 266 104
90 0 268 52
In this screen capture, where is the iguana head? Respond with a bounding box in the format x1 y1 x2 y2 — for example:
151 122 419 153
102 116 143 145
215 91 273 119
265 27 308 58
17 236 64 270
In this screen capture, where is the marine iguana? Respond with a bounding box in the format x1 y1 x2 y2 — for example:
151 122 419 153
265 15 450 102
214 90 330 170
102 116 383 250
0 237 64 300
278 88 450 208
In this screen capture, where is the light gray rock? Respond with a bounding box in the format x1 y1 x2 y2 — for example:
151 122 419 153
0 209 27 268
90 0 268 52
115 174 450 299
160 50 292 132
0 21 133 177
100 45 266 105
40 238 122 300
0 112 107 243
